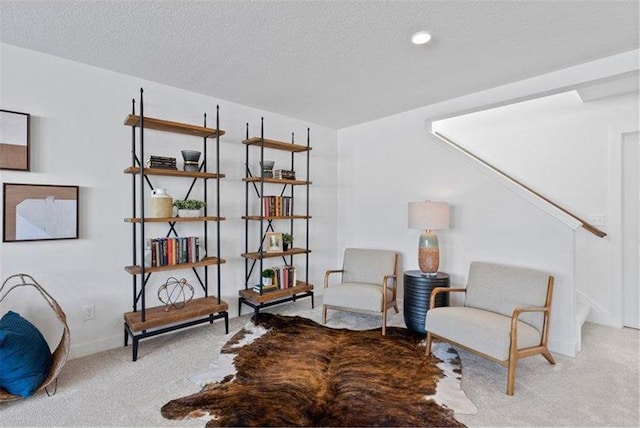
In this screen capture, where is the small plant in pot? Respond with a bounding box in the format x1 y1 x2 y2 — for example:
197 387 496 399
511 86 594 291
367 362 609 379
282 233 293 251
174 199 206 217
261 269 275 286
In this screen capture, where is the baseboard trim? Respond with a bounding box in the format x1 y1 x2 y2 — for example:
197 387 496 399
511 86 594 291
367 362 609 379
577 290 622 328
549 338 578 357
69 334 123 360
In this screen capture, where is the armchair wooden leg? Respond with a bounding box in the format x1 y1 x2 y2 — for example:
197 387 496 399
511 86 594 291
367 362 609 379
322 306 327 324
382 310 387 336
425 332 433 356
506 356 518 395
542 350 556 365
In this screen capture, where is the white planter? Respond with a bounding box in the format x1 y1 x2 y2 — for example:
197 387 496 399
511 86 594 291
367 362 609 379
177 209 201 218
262 277 272 286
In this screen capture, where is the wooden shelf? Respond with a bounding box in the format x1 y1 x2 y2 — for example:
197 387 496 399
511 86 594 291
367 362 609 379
125 256 225 275
124 166 224 179
125 216 225 223
123 92 228 361
242 137 310 153
242 215 310 221
241 248 310 260
239 282 313 305
124 296 229 332
124 114 225 138
243 177 311 186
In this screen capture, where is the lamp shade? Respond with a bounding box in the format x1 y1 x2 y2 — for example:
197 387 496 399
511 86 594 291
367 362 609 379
408 201 449 230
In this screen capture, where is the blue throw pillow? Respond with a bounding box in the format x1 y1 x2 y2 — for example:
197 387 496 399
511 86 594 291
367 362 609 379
0 310 53 397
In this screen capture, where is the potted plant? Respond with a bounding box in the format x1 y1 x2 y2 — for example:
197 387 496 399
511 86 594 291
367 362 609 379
174 199 206 217
282 233 293 251
261 269 274 286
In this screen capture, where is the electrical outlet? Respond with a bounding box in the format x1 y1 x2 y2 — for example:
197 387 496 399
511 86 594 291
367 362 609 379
588 214 606 226
82 304 95 321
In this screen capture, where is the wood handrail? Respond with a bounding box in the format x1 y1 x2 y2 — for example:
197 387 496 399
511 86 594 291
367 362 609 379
433 131 607 238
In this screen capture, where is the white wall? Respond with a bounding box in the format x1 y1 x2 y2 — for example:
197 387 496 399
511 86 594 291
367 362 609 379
0 43 339 358
338 108 579 356
432 91 640 327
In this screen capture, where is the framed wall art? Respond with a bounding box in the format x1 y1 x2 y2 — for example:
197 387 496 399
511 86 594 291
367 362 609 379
3 183 79 242
0 109 30 171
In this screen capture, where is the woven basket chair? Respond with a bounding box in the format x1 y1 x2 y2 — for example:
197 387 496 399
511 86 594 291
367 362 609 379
0 273 70 402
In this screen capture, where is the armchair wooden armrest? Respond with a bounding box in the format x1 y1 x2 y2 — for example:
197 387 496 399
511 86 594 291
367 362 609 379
382 273 397 289
429 287 466 309
510 305 552 351
512 305 549 318
510 306 550 336
324 269 344 288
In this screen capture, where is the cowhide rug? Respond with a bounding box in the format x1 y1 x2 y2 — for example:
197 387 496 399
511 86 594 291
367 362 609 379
162 313 476 427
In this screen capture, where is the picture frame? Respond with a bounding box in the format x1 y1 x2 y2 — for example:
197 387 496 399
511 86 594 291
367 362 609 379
3 183 79 242
265 232 283 253
0 109 30 171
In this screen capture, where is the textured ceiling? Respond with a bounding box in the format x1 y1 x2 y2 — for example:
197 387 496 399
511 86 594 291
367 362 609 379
1 0 638 129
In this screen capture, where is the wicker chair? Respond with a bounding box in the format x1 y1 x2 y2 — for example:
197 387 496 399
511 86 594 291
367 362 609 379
0 273 70 402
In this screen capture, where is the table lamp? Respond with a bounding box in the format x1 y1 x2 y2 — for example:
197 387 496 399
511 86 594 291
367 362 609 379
408 201 450 276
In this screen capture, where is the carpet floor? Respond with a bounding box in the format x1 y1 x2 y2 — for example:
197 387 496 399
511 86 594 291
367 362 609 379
0 298 638 427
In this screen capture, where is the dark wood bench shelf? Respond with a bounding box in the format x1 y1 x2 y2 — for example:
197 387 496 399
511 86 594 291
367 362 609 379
124 296 229 361
124 296 228 332
239 282 314 320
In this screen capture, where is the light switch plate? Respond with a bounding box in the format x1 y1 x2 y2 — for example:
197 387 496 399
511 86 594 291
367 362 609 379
588 214 605 226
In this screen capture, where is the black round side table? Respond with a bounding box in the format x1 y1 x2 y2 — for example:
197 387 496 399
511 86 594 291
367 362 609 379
403 271 449 335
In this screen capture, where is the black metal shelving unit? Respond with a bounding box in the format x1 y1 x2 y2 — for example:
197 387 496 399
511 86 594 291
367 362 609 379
123 88 228 361
239 117 313 320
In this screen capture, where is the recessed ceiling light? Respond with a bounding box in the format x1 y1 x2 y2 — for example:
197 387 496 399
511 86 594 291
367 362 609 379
412 31 432 45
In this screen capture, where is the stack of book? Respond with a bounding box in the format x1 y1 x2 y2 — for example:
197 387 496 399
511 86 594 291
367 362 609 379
273 169 296 180
253 284 278 293
147 236 200 267
146 156 177 170
252 265 297 293
261 196 293 217
275 265 297 289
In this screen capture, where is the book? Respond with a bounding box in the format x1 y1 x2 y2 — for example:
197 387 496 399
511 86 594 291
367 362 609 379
145 236 202 267
253 284 278 293
273 169 296 180
261 196 293 217
146 155 177 170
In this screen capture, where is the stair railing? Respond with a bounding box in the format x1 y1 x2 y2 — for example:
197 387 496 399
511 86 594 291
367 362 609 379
432 131 607 238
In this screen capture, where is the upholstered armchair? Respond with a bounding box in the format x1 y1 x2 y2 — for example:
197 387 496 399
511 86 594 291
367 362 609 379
323 248 399 335
425 261 555 395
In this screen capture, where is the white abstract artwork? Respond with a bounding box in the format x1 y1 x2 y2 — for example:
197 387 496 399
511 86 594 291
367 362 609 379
15 196 77 240
0 111 28 146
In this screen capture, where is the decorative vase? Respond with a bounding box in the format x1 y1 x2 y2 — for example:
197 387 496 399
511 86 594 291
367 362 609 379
418 230 439 276
260 160 275 178
181 150 201 172
150 188 173 218
177 208 201 218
